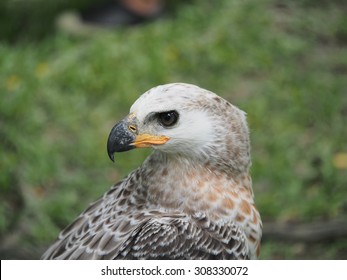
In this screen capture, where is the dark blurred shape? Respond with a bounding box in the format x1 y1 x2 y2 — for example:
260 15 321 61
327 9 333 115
0 0 189 42
0 0 100 42
80 0 164 27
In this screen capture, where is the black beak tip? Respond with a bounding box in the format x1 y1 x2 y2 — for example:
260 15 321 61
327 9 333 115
107 131 116 162
108 151 115 162
107 119 136 162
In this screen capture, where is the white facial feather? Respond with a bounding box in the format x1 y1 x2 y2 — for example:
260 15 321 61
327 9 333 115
129 83 250 171
130 84 216 156
154 110 215 155
130 83 207 120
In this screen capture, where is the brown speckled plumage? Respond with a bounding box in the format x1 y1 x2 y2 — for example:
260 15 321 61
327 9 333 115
42 83 262 260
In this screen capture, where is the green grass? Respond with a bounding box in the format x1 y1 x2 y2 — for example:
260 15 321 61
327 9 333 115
1 0 347 259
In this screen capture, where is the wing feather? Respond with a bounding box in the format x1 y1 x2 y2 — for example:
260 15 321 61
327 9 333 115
42 170 249 260
119 214 249 260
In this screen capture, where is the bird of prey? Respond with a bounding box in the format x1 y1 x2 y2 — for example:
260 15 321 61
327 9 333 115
42 83 262 260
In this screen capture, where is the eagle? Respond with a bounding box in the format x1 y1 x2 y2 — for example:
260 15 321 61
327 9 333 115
42 83 262 260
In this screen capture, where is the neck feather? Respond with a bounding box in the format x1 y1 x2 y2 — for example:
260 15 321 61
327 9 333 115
140 151 255 220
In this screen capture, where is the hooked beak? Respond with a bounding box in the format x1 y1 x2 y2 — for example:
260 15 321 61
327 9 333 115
107 114 170 162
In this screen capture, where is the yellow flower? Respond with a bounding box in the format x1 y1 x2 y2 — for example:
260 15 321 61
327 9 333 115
35 62 49 78
333 153 347 169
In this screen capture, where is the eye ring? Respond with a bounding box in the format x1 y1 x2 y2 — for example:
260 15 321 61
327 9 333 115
158 111 179 127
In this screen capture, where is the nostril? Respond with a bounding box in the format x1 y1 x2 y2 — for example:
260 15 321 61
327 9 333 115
128 125 137 133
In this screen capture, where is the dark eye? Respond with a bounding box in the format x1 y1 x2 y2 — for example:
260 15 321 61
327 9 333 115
158 111 179 127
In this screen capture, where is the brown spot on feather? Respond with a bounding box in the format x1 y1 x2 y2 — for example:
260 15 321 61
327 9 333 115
248 235 256 243
252 211 258 224
236 214 245 222
240 199 251 215
161 168 168 176
222 198 234 210
256 244 261 257
207 192 218 202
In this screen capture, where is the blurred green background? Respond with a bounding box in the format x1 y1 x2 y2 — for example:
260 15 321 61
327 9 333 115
1 0 347 259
